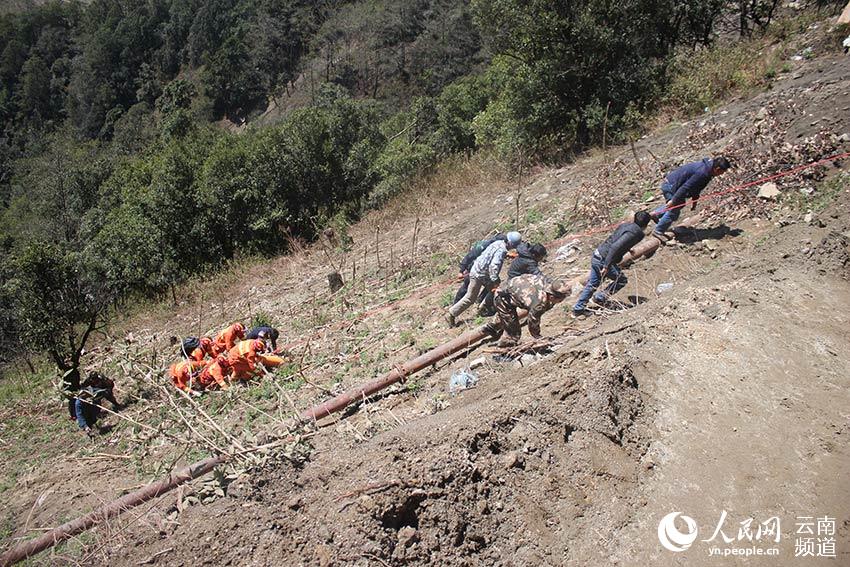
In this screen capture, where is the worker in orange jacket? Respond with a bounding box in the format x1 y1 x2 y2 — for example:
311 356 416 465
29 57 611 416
214 322 245 353
169 359 205 391
197 356 233 390
227 339 267 381
189 337 221 362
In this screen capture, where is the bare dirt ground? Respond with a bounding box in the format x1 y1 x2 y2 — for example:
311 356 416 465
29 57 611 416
2 23 850 567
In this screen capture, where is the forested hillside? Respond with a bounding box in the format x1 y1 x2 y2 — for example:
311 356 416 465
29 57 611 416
0 0 845 374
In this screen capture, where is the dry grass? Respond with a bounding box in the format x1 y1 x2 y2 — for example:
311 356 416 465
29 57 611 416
369 153 514 225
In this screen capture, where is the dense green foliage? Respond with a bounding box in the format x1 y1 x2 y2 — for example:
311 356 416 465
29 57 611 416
0 0 845 368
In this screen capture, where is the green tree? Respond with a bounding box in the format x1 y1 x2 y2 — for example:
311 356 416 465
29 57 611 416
3 132 110 247
5 243 113 374
470 0 720 157
202 33 266 119
88 131 220 297
16 55 51 120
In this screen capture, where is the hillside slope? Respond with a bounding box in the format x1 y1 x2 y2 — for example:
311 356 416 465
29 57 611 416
114 52 850 566
3 41 850 567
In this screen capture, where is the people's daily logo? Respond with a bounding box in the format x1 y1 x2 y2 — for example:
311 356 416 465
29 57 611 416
657 512 699 552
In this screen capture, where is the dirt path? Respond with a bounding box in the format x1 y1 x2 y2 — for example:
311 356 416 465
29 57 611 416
610 219 850 566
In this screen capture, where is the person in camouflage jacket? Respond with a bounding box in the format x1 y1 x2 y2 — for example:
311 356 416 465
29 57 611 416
493 274 570 346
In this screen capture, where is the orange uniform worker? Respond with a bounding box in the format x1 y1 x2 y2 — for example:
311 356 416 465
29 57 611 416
197 356 233 390
214 323 245 353
189 337 221 363
227 339 267 381
169 359 205 391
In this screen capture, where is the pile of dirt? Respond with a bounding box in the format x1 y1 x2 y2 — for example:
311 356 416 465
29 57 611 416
808 230 850 279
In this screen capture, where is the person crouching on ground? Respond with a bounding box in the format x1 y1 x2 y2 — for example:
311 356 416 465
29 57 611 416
246 325 279 351
74 381 118 439
492 275 570 347
446 231 521 327
228 339 268 381
572 211 651 318
213 322 245 353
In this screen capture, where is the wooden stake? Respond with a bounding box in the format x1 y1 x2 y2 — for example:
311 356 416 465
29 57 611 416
515 152 524 229
374 226 381 269
630 139 644 175
602 101 611 154
412 217 419 259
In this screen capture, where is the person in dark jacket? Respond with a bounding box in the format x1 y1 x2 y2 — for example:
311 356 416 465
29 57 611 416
68 371 122 422
454 233 507 304
572 211 651 317
508 243 546 279
73 372 122 438
75 386 108 438
246 326 279 350
650 156 730 237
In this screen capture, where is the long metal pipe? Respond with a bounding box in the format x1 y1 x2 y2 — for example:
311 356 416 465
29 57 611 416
0 455 227 567
300 325 494 421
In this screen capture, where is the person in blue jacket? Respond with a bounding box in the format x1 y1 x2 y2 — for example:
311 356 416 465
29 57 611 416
650 156 731 237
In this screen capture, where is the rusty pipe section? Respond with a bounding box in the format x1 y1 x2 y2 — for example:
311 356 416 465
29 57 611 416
0 455 227 566
624 213 701 266
300 324 496 421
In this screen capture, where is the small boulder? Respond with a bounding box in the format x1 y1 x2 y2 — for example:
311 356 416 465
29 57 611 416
757 182 780 200
397 526 419 548
502 451 524 469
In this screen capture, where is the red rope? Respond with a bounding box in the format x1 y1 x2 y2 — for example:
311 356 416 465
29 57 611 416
553 150 850 242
